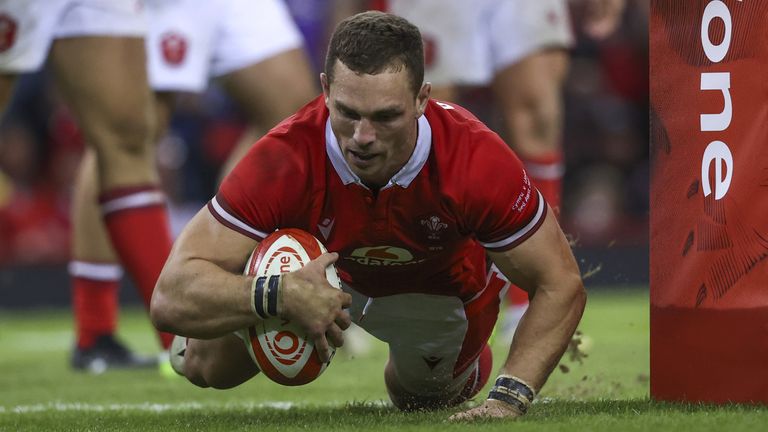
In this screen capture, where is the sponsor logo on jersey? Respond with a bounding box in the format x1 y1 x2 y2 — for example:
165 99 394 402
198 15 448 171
161 32 187 66
420 215 448 240
345 246 426 266
0 14 17 53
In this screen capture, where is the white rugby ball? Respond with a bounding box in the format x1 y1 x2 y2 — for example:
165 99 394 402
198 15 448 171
242 228 341 386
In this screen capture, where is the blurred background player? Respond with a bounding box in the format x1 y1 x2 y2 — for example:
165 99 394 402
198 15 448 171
0 0 175 370
68 0 317 371
375 0 625 340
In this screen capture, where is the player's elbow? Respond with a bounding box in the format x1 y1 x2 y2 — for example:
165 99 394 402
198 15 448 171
564 271 587 316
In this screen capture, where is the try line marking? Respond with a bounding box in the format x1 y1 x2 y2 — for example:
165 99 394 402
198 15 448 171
0 401 377 414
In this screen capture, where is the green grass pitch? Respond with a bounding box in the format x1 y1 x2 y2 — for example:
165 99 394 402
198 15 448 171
2 288 767 431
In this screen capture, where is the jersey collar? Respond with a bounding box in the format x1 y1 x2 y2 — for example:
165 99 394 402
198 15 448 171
325 114 432 190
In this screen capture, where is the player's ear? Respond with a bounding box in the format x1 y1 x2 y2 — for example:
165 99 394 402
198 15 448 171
416 82 431 117
320 73 330 104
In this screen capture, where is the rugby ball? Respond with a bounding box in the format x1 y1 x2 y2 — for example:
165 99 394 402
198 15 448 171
241 228 341 386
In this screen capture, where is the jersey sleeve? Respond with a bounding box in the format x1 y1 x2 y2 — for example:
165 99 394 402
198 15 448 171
463 132 547 252
207 133 312 240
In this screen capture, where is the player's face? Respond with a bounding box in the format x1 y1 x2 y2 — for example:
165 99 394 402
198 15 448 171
322 60 430 189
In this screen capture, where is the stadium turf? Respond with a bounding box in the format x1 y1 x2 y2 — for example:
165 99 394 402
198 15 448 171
2 288 767 431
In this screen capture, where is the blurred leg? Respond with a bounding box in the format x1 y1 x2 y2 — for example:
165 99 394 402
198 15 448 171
0 74 18 114
51 36 173 350
69 150 121 356
217 48 316 177
492 49 569 332
69 90 180 369
50 37 157 188
492 49 569 214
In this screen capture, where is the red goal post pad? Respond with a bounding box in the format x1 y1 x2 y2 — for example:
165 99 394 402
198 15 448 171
650 0 768 404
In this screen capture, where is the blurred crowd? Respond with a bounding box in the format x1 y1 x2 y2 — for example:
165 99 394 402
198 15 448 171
0 0 648 266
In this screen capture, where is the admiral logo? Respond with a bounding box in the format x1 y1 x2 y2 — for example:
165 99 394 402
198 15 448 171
345 246 426 266
423 355 443 370
421 216 447 240
318 217 335 241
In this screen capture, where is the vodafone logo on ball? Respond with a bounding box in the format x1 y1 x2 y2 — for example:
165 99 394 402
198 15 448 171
160 31 187 66
264 246 305 274
260 329 308 367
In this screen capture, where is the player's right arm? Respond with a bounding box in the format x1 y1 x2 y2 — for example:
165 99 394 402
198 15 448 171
150 207 351 360
150 206 259 339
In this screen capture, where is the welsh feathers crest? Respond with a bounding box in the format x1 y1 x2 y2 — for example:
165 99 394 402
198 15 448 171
421 216 448 240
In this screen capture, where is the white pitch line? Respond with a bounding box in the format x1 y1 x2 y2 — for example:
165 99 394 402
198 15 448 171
0 400 394 415
0 401 303 414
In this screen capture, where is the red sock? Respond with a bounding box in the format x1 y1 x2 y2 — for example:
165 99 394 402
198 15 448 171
521 151 564 217
99 185 174 349
70 261 122 349
457 344 493 402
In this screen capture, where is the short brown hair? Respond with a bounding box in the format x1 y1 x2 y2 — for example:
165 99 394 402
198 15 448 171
325 11 424 95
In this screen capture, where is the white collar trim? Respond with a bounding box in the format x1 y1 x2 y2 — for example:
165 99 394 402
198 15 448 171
325 115 432 189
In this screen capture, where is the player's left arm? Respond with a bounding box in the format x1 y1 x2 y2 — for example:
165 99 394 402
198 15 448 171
451 204 586 420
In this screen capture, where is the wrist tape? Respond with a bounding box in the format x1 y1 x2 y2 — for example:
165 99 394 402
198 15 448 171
251 275 281 319
487 375 536 414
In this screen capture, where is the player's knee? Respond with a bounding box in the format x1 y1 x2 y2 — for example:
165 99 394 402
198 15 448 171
183 343 238 389
384 361 457 411
90 106 155 158
182 351 212 389
183 340 257 390
387 387 457 412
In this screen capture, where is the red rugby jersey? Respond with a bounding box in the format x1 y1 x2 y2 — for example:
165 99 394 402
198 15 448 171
210 96 545 301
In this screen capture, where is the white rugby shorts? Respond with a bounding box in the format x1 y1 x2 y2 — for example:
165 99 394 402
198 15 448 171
144 0 304 92
343 266 511 397
0 0 146 73
385 0 574 86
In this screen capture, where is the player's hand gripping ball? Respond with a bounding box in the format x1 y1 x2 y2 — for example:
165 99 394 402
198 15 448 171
241 228 341 385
